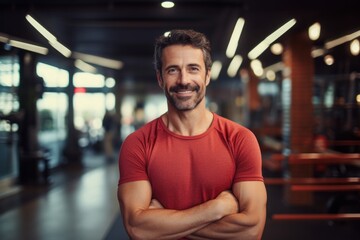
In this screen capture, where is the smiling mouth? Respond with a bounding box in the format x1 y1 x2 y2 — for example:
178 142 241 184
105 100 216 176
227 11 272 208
172 90 193 100
176 90 193 94
172 88 196 99
170 84 199 94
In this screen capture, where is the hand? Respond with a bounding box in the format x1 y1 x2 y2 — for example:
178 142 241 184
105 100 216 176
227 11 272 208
149 199 164 209
215 191 239 216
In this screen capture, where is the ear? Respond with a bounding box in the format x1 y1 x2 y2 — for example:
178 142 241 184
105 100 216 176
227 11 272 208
205 70 211 86
156 71 164 88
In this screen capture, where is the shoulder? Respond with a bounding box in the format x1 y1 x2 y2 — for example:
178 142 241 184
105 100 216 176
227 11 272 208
212 113 259 152
213 113 254 138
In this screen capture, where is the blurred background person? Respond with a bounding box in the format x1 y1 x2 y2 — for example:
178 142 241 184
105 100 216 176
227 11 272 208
102 110 117 162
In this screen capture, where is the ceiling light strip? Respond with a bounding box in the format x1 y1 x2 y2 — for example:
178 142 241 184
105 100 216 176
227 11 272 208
248 18 296 60
74 59 97 73
0 33 9 43
72 52 123 70
227 55 243 77
226 18 245 58
325 30 360 49
9 40 48 55
49 41 72 57
25 14 57 42
26 14 72 58
210 60 222 80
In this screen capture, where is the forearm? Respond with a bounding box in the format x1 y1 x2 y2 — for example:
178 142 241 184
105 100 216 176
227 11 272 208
188 211 266 240
188 182 267 240
121 198 228 240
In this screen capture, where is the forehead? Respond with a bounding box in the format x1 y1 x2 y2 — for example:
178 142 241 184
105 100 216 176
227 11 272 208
162 45 204 66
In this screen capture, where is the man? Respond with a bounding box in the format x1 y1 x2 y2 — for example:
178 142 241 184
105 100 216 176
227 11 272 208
117 29 267 240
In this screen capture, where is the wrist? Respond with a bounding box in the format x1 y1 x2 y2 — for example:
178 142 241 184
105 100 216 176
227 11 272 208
211 198 228 220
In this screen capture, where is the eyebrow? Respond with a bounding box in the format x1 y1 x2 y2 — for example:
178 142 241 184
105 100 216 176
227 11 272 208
187 63 201 68
164 63 202 70
164 65 179 71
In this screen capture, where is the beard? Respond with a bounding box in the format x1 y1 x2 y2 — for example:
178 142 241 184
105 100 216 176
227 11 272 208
164 83 205 111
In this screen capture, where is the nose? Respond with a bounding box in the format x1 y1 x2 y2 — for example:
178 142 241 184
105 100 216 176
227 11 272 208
177 69 191 85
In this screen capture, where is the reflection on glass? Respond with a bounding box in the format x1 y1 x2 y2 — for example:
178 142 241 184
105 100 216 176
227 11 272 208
105 93 115 111
74 72 105 88
0 57 19 87
37 92 68 167
37 62 69 87
74 92 106 147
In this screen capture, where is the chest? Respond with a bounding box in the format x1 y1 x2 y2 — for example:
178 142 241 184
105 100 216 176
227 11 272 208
146 135 235 208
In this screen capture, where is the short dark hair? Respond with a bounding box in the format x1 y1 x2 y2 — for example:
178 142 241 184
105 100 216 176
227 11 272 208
153 29 212 74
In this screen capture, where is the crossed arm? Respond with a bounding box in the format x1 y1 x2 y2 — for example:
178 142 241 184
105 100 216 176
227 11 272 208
117 180 267 240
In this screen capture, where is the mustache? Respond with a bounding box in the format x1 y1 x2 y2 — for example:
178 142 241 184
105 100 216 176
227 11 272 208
169 84 200 93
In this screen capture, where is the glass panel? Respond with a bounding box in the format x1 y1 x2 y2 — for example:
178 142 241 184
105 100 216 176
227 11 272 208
0 56 20 179
0 57 19 87
37 93 68 168
74 92 106 147
36 62 69 87
0 92 19 116
105 93 115 111
73 72 105 88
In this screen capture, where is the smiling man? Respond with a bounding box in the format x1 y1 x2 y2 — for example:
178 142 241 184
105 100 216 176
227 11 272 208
117 29 267 240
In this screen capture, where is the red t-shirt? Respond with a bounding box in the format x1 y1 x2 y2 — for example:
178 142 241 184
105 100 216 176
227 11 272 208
118 113 263 210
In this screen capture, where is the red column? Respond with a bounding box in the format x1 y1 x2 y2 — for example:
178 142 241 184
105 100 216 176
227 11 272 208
283 31 315 205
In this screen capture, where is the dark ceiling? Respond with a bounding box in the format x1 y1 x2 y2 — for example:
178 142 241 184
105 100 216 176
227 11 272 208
0 0 359 85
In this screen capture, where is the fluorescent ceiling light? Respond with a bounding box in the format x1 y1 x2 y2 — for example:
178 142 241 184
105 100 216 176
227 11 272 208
25 14 57 42
226 18 245 58
9 40 48 55
250 59 263 77
248 18 296 60
262 61 284 79
210 60 222 80
311 48 326 58
263 62 284 73
0 32 48 55
0 33 9 43
49 41 72 57
72 52 123 70
26 14 71 58
74 59 97 73
227 55 243 77
325 30 360 49
25 14 123 71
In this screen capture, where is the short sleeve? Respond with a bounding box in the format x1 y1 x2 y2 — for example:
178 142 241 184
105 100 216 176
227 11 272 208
118 132 149 185
232 128 263 183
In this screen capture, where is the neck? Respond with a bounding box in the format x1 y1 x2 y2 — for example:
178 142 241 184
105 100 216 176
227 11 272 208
163 108 213 136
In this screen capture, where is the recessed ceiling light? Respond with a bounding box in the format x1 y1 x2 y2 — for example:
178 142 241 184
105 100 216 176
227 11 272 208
324 54 334 65
308 22 321 41
161 1 175 9
270 43 283 55
350 39 359 56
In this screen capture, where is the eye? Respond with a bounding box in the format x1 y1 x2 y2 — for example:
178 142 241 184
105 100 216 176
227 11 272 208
189 66 200 72
167 67 179 75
